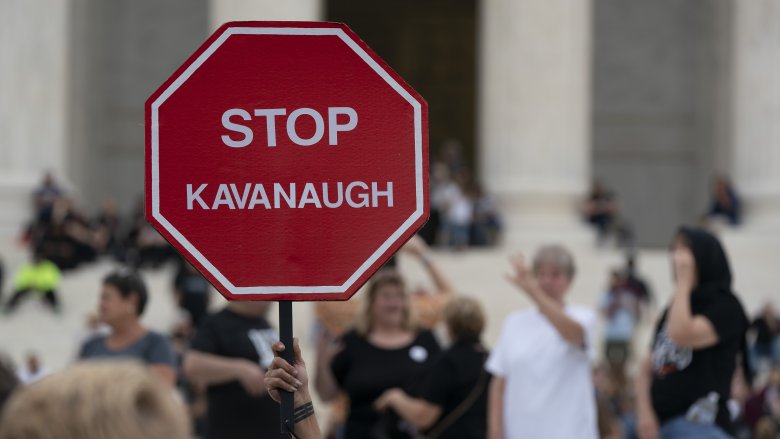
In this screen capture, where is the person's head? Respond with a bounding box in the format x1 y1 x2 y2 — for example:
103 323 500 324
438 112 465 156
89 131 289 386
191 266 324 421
25 353 40 373
763 302 776 319
591 179 606 195
0 355 18 415
672 227 732 291
626 253 637 273
99 270 148 326
356 271 416 336
0 362 189 439
768 366 780 389
443 296 485 344
609 269 625 289
227 301 271 318
592 364 616 396
532 245 576 301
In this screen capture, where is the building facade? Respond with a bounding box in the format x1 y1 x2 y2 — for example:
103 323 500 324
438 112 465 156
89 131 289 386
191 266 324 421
1 0 778 246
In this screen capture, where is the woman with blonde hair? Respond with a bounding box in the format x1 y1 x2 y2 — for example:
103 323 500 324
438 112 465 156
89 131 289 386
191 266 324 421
316 271 441 438
0 362 189 439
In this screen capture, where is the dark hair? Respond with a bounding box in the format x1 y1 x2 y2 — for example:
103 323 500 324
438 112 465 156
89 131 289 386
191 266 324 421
0 354 19 413
103 270 148 316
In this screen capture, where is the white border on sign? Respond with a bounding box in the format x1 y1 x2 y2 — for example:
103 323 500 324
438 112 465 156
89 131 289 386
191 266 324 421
150 26 424 295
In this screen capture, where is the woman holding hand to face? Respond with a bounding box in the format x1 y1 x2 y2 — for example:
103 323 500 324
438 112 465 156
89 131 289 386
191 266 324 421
636 227 748 439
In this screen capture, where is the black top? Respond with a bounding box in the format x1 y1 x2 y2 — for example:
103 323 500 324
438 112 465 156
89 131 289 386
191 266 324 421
190 308 279 439
331 329 440 439
421 341 490 439
750 316 778 345
650 227 748 434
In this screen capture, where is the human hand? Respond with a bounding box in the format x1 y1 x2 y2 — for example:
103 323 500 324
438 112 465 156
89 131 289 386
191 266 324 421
316 329 343 365
506 253 540 297
236 359 266 396
637 405 659 439
401 234 429 258
373 388 403 412
673 246 696 292
265 338 308 405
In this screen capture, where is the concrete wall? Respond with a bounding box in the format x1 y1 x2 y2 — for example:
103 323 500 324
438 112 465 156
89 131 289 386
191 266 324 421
68 0 209 213
592 0 731 247
0 0 70 234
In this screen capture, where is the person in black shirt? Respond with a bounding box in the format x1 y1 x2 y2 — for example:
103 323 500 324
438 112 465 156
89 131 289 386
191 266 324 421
183 302 279 439
636 227 748 439
749 302 779 374
374 296 489 439
315 271 441 439
173 260 211 329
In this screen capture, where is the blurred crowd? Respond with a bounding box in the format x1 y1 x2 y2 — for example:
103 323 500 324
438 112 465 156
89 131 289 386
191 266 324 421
420 141 503 250
0 172 777 439
580 174 744 249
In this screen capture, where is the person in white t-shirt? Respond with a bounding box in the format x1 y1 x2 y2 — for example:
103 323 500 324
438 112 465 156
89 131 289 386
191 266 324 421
486 245 598 439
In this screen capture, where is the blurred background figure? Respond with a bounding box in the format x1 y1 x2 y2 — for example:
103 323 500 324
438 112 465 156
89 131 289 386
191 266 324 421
30 172 64 233
172 258 211 331
16 352 49 385
705 175 741 227
92 197 124 261
581 180 621 246
744 366 780 437
600 269 641 389
125 198 176 269
749 302 780 377
0 354 19 416
594 363 631 439
78 270 176 387
471 184 502 247
0 362 190 439
624 254 653 312
4 246 61 315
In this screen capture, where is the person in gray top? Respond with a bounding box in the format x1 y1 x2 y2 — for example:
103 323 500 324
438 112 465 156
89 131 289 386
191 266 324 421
78 270 175 386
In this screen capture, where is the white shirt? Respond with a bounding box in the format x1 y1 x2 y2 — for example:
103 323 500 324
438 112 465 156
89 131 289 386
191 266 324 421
18 367 50 385
486 305 598 439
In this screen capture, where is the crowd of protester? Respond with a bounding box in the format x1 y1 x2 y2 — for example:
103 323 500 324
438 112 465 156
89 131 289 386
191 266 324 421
581 174 744 249
21 173 178 274
1 174 780 439
420 142 503 250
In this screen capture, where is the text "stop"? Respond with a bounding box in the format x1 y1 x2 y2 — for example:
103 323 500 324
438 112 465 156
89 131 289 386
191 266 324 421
221 107 357 148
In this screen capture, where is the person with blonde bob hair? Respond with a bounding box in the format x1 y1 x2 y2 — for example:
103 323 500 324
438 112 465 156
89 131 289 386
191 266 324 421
374 296 491 439
0 362 189 439
316 270 441 438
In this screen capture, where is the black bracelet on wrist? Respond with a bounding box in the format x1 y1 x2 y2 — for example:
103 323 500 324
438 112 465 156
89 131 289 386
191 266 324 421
293 401 314 423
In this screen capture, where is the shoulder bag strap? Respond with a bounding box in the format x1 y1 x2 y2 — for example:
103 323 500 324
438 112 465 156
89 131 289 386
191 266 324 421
421 352 489 439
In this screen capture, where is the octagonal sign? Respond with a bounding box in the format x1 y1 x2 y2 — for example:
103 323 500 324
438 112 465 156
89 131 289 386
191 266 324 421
145 22 429 301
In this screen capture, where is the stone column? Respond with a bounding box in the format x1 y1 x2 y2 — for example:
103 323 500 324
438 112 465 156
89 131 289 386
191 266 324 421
730 0 780 231
0 0 70 235
209 0 322 30
478 0 592 242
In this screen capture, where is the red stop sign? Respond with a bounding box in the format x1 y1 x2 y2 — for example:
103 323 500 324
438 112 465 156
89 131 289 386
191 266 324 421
145 22 429 301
